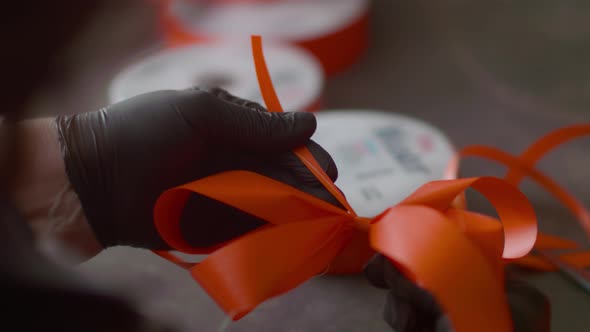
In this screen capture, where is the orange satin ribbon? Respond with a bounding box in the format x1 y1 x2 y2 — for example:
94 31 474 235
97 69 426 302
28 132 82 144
158 1 369 76
456 125 590 271
152 35 551 332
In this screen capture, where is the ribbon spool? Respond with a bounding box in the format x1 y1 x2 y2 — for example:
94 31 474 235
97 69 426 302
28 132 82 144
312 110 458 217
159 0 370 76
108 42 323 112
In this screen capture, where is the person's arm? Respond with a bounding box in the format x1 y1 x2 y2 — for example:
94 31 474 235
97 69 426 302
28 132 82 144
9 118 102 260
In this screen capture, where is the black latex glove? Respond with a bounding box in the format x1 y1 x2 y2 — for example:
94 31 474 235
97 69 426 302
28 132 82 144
56 87 340 250
364 254 551 332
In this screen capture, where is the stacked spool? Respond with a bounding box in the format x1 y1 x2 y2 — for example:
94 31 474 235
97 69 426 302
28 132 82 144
159 0 371 76
108 42 323 113
113 0 372 110
312 111 457 217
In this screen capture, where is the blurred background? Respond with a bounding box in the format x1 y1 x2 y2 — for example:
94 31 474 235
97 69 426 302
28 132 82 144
21 0 590 331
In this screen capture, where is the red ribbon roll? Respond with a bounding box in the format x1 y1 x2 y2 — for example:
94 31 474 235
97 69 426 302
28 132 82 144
158 0 370 76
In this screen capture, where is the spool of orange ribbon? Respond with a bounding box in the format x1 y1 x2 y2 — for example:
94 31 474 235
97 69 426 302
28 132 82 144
151 35 557 332
159 0 370 76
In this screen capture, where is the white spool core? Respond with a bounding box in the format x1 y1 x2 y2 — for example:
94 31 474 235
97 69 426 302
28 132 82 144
169 0 369 41
312 111 456 217
108 42 323 112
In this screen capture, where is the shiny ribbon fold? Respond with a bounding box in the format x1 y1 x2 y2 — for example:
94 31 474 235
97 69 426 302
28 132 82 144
159 0 369 76
153 35 589 332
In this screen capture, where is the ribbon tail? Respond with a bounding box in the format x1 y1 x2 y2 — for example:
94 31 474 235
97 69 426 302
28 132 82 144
561 250 590 269
191 217 353 320
511 255 556 271
535 233 580 250
515 249 590 271
371 205 513 332
505 124 590 184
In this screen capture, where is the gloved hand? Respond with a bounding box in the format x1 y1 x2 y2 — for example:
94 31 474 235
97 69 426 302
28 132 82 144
56 87 340 250
364 254 551 332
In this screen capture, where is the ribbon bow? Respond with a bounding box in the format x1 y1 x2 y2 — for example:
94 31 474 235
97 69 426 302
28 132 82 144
153 35 590 332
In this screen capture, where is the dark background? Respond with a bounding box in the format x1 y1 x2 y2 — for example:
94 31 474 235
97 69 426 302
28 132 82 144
25 1 590 331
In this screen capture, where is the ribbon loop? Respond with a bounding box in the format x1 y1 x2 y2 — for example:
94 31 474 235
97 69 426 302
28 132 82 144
191 217 353 320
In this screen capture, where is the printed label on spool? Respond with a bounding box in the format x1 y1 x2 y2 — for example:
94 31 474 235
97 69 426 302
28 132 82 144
312 111 456 217
169 0 369 41
108 42 323 112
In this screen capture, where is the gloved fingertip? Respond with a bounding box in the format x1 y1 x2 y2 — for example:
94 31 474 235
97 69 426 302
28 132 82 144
291 111 317 138
385 291 444 332
384 293 426 332
434 315 454 332
364 254 389 289
260 111 316 149
505 279 551 332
